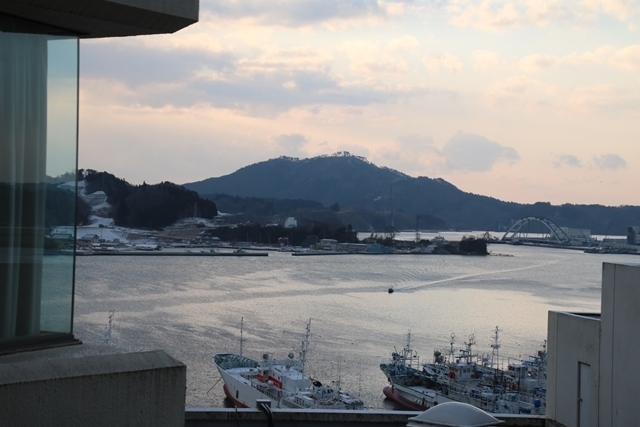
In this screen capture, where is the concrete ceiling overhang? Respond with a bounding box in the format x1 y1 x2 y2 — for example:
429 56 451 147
0 0 199 38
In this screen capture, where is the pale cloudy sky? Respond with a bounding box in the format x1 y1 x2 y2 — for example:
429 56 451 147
79 0 640 206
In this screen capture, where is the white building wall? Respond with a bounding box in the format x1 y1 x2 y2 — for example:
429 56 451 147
547 311 600 427
599 262 640 427
548 262 640 427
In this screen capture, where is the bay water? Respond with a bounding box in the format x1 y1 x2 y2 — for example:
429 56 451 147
73 237 634 409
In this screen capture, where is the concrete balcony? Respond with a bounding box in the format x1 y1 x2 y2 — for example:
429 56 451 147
185 408 546 427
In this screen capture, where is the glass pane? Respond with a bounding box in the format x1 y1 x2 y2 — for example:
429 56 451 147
40 36 79 334
0 28 78 347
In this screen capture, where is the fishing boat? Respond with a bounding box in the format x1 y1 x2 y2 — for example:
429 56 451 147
213 319 365 410
380 327 546 415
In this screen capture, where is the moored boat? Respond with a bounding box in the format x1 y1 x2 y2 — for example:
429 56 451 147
380 327 546 415
213 319 365 410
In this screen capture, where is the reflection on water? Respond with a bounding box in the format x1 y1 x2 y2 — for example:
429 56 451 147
73 244 629 408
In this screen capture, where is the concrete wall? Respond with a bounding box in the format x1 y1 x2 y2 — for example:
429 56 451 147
0 347 186 427
547 311 600 427
0 0 199 38
599 262 640 427
547 262 640 427
185 408 546 427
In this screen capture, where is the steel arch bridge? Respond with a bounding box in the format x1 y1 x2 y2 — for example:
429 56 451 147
501 216 571 245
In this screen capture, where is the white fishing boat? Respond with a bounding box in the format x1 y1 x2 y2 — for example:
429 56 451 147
380 327 546 415
213 319 365 410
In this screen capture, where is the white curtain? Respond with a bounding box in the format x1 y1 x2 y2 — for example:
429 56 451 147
0 32 48 339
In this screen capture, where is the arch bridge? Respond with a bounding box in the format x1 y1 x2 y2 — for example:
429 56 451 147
501 217 571 245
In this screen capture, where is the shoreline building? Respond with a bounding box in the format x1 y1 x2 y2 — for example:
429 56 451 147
627 226 640 245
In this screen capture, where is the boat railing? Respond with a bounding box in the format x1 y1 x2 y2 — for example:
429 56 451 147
244 373 260 381
215 354 258 370
282 394 315 409
253 382 283 402
441 378 544 415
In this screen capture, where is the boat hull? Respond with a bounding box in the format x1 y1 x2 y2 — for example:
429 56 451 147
214 352 365 410
383 385 427 411
222 384 248 408
383 383 454 411
380 329 546 415
215 357 278 408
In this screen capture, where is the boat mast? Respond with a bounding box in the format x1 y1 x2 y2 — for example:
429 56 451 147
239 317 246 356
300 318 311 375
406 331 418 368
489 326 501 370
447 333 456 364
461 333 476 365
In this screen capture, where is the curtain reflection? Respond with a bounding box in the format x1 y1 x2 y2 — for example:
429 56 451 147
0 32 48 339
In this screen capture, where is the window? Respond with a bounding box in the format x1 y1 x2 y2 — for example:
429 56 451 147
0 15 79 353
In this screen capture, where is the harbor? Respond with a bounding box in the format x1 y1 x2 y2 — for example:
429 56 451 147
71 243 621 410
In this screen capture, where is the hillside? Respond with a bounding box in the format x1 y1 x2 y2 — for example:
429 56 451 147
81 169 218 230
183 152 640 235
185 153 409 208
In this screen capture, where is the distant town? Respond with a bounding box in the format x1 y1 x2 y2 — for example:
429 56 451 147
49 210 640 258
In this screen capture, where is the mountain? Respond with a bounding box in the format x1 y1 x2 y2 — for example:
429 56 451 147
183 153 640 235
184 153 408 208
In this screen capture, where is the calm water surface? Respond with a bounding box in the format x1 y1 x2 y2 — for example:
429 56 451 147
73 242 635 409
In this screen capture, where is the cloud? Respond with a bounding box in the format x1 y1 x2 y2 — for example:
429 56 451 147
566 44 640 72
441 132 520 172
350 58 409 77
396 134 436 150
553 154 582 168
387 35 420 53
612 45 640 72
593 153 627 170
81 39 433 116
583 0 636 21
565 84 640 115
372 134 442 177
447 1 522 30
270 133 310 157
482 75 562 110
80 30 440 117
201 0 390 27
446 0 637 30
423 53 464 73
518 54 560 72
80 39 236 87
341 38 416 81
472 50 501 72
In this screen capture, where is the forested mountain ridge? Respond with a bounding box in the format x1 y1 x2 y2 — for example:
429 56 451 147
185 153 409 208
82 169 217 229
183 152 640 235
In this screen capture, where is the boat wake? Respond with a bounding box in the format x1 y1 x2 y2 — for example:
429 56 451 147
392 259 563 292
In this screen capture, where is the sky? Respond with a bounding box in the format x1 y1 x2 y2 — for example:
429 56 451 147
78 0 640 207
